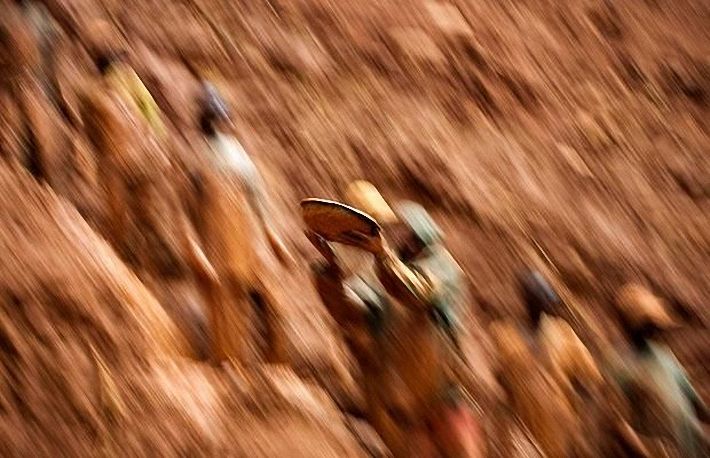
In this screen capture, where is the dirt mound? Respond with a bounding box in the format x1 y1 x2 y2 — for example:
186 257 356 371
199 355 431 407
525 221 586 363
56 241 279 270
0 164 188 449
106 361 364 456
0 0 707 455
0 164 190 355
0 165 367 456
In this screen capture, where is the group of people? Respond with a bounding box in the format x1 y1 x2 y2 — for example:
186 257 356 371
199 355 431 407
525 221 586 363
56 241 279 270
309 184 480 456
1 3 708 457
2 1 293 365
296 175 710 458
307 182 708 457
78 27 293 366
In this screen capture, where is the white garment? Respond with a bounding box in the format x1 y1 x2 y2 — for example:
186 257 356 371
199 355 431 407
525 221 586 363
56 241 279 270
206 133 260 189
201 132 271 279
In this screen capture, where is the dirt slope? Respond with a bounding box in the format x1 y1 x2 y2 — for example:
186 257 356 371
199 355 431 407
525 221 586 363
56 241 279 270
0 0 707 455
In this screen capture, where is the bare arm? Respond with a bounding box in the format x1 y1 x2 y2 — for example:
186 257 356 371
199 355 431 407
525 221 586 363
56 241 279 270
374 249 435 312
600 354 651 457
312 261 371 326
614 421 650 457
244 165 294 267
180 211 217 285
307 231 372 325
696 399 709 424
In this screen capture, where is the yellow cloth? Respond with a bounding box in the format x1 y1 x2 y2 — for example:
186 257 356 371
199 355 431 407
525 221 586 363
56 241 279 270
105 64 165 137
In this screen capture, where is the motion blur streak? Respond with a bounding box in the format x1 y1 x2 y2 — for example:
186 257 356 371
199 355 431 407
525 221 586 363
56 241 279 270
0 0 707 456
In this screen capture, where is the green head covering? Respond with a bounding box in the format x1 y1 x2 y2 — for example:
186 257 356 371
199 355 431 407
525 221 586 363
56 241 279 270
395 201 442 247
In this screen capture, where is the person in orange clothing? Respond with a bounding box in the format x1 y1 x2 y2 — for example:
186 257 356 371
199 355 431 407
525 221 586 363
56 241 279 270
309 185 484 457
519 271 602 398
492 271 601 457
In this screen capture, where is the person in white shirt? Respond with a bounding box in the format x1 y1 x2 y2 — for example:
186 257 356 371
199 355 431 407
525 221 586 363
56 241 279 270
193 83 291 364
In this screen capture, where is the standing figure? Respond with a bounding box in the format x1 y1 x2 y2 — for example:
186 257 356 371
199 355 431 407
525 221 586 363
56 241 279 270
16 0 60 106
308 185 484 457
194 83 290 365
0 2 40 90
85 19 166 137
0 3 41 172
610 283 708 457
10 0 99 212
373 200 482 458
519 272 602 401
307 228 388 413
307 181 395 442
491 271 600 458
80 79 214 360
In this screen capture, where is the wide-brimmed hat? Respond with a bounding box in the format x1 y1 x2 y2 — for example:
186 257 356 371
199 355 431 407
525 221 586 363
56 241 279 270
615 283 677 330
345 181 397 225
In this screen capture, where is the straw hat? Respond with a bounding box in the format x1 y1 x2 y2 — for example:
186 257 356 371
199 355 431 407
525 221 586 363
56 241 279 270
615 283 677 329
345 181 397 225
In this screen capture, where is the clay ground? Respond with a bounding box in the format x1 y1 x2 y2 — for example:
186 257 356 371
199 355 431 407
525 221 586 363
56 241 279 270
0 0 708 455
123 0 708 391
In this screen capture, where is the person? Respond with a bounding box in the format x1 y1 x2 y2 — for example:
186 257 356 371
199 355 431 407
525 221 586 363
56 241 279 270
308 185 483 457
79 81 215 360
85 19 165 137
198 82 292 267
519 271 602 400
307 182 394 443
375 201 486 458
491 271 601 458
15 0 60 103
492 330 572 457
0 3 40 87
193 83 290 365
307 228 388 420
609 283 708 457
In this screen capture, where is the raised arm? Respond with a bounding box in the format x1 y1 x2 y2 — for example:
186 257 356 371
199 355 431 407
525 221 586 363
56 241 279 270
180 210 217 286
242 156 294 267
374 249 436 312
307 231 372 326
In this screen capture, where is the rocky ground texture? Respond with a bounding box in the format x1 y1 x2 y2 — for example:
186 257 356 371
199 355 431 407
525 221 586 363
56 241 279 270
0 0 707 455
